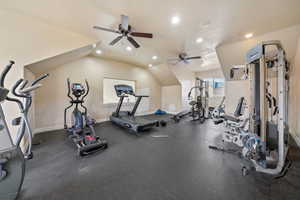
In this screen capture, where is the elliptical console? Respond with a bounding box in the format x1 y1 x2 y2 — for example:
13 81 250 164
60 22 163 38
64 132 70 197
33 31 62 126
64 79 108 156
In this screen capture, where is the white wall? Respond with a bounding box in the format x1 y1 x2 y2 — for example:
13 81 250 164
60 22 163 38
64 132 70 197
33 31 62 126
225 80 250 114
289 37 300 145
195 69 224 79
170 64 196 109
161 85 182 113
0 10 94 140
33 56 162 132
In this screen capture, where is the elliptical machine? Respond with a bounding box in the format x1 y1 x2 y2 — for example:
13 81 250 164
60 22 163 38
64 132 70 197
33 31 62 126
0 61 48 200
64 79 108 156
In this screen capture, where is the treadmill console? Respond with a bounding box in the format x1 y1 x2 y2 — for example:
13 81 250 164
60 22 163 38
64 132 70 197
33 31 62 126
115 85 134 96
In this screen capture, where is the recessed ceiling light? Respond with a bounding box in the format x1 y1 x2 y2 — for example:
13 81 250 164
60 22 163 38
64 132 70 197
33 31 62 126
126 46 132 51
148 64 153 68
196 37 203 43
152 56 158 60
245 33 253 39
171 16 180 25
92 44 97 48
96 50 102 55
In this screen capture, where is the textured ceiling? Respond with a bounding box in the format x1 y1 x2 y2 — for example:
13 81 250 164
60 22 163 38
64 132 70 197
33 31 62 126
2 0 300 72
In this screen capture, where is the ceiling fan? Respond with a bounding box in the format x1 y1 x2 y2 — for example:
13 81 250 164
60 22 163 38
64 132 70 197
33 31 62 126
93 15 153 48
168 53 202 65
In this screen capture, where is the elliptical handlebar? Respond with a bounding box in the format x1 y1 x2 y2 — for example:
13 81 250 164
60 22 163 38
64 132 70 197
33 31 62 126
31 74 49 86
82 79 89 101
0 60 15 88
0 61 48 161
15 74 49 97
20 80 28 90
66 78 74 101
6 78 24 110
12 79 29 99
19 84 42 94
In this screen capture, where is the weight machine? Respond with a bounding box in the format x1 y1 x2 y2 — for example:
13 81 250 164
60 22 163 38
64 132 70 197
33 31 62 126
210 41 291 176
187 78 209 122
241 41 290 176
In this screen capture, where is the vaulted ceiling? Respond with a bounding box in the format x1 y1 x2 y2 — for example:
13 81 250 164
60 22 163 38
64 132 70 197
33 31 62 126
2 0 300 72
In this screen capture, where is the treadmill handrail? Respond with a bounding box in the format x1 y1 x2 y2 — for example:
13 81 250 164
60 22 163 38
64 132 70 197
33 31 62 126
134 95 149 98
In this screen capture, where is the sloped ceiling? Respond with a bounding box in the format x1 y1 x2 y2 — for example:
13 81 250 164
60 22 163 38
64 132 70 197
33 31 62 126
217 24 300 80
26 45 93 74
149 64 180 86
2 0 300 74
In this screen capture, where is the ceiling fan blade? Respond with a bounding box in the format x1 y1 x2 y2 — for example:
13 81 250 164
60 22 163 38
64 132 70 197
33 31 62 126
109 36 123 46
186 56 202 60
93 26 120 34
121 15 129 30
127 36 140 48
130 32 153 38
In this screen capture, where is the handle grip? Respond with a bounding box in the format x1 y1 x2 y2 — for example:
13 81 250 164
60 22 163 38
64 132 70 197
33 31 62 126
66 78 74 101
19 84 42 94
82 79 90 101
0 61 15 87
20 80 28 90
12 79 28 98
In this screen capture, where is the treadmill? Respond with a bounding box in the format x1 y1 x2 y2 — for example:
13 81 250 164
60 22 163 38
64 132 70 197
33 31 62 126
110 84 159 133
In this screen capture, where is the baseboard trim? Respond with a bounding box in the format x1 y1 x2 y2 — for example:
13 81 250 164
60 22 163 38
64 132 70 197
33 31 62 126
33 111 157 135
165 111 179 115
33 124 63 135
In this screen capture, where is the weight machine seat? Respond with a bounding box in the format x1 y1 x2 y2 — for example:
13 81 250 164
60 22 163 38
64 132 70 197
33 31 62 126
233 97 245 117
208 107 215 112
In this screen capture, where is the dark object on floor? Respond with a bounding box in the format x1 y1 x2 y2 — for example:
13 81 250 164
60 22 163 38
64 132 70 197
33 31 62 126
214 119 224 125
208 145 239 154
172 110 191 123
154 109 167 115
160 120 167 127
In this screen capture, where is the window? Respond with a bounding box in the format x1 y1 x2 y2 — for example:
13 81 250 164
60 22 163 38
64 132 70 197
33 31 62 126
212 78 225 96
103 78 136 104
204 78 225 97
